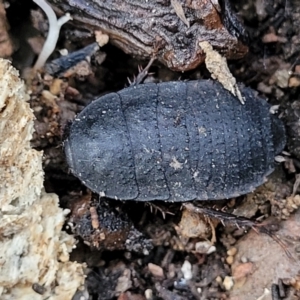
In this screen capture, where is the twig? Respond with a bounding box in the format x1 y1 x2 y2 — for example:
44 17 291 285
33 0 72 70
45 42 100 76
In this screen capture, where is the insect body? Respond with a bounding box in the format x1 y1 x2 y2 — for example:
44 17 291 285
64 80 286 201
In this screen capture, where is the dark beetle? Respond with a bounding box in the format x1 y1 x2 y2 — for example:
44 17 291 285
64 80 286 201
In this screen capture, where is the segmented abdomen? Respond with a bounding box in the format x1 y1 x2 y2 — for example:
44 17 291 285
64 80 285 201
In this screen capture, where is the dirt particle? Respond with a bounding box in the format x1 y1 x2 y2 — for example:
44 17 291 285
169 157 183 170
148 263 164 278
223 276 234 291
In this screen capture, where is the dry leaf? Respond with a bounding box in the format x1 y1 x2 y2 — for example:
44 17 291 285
199 41 245 104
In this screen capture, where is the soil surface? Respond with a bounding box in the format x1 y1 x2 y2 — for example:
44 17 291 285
3 0 300 299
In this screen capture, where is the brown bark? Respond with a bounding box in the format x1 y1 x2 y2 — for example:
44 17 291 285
48 0 248 71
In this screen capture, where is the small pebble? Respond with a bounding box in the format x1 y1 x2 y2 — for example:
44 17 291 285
143 249 150 256
223 276 234 291
282 208 290 216
95 30 109 47
124 252 131 260
43 73 53 82
257 82 272 94
227 247 237 256
226 255 234 265
295 65 300 74
181 260 193 280
195 241 216 254
241 256 248 263
145 289 153 300
50 78 63 95
289 76 300 87
59 48 68 56
168 263 176 279
115 269 132 293
232 262 253 280
148 263 164 278
271 69 290 88
207 245 216 254
215 276 222 283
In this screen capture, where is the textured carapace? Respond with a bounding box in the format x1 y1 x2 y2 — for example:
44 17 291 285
64 80 286 201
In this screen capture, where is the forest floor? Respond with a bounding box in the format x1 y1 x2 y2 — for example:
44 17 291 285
2 0 300 299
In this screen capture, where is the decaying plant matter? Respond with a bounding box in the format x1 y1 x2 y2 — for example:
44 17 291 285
47 0 248 71
0 59 84 299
